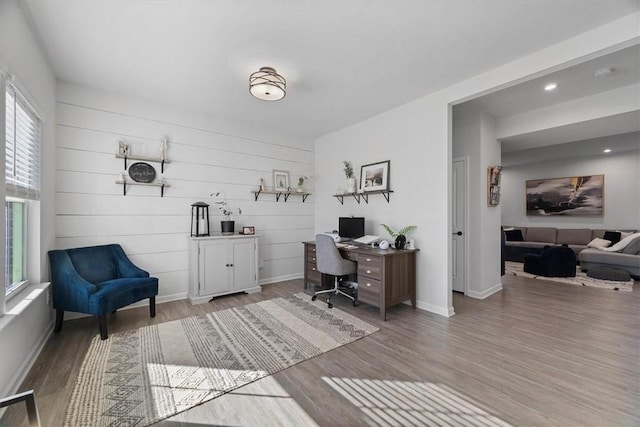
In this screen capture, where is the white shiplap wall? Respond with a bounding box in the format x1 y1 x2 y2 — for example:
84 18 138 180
55 83 314 301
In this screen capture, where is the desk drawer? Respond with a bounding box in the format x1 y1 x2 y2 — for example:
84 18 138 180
307 262 321 283
306 245 317 259
342 251 358 262
306 250 317 264
358 278 381 307
358 255 382 279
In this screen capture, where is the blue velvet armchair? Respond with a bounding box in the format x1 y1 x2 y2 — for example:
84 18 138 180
48 244 158 340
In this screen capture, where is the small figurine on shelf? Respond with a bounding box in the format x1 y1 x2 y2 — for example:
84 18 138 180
117 171 126 183
118 140 129 156
157 175 166 185
160 136 168 161
260 178 265 191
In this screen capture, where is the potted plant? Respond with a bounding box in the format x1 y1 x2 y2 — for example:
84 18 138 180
381 224 417 249
297 176 308 192
211 192 242 234
343 161 356 193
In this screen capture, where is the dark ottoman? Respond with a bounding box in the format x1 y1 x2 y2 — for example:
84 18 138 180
586 267 631 282
524 244 577 277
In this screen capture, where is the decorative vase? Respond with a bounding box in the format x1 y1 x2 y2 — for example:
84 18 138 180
346 177 357 193
394 235 407 250
296 185 304 193
221 220 235 234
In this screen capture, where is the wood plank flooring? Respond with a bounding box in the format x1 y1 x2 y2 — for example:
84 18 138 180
2 275 639 426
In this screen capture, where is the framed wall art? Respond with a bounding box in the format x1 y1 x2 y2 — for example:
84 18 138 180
360 160 390 192
273 170 290 191
526 174 604 216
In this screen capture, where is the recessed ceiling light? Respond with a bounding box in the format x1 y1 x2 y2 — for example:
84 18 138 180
603 149 611 153
544 83 558 91
594 67 615 78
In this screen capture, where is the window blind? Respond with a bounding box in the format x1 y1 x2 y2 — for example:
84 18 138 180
5 83 41 200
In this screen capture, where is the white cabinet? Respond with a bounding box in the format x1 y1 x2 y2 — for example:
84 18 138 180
188 234 260 304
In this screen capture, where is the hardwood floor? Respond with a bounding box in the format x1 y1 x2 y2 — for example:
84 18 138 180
2 275 639 426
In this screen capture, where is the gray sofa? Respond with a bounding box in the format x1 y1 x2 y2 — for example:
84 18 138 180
579 236 640 279
503 226 640 279
503 226 605 262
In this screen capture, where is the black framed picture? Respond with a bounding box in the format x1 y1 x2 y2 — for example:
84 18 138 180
360 160 390 192
241 226 255 235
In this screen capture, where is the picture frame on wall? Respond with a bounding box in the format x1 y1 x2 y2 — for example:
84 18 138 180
360 160 390 192
273 170 290 191
526 174 604 216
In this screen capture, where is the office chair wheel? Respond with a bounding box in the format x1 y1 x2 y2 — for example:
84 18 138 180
311 295 317 301
328 302 333 309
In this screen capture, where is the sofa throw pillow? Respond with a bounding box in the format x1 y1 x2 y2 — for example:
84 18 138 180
587 238 611 249
618 231 633 240
622 236 640 255
504 229 524 241
603 231 621 245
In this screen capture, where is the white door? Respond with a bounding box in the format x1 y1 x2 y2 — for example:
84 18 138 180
230 238 256 291
452 157 467 293
200 240 231 296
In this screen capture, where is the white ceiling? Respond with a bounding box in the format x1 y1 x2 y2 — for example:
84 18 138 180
21 0 640 141
454 44 640 157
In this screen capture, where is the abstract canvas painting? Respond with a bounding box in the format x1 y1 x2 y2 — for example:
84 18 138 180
526 175 604 216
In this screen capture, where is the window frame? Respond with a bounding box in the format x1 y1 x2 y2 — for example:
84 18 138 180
5 197 28 300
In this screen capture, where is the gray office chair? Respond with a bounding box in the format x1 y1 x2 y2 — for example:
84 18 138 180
311 234 358 308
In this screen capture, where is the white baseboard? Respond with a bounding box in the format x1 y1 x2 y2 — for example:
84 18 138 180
260 273 303 286
2 322 54 399
66 292 188 320
415 300 455 317
467 282 503 299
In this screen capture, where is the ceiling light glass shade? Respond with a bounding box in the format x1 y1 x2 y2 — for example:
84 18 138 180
249 67 286 101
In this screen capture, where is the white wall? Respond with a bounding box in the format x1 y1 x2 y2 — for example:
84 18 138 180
502 149 640 229
0 0 56 398
452 109 502 298
315 13 640 316
55 82 315 301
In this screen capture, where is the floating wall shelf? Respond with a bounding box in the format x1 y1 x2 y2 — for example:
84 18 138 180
116 181 170 197
333 189 393 205
252 189 311 203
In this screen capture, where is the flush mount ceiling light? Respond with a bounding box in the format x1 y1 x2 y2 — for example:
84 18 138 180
594 67 615 78
544 82 558 91
249 66 286 101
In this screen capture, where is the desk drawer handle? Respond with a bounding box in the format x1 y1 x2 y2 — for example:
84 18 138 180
312 268 316 271
366 270 371 274
366 283 371 287
312 248 316 252
366 258 371 262
312 257 316 261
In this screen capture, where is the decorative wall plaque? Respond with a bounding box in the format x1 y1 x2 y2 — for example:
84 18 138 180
128 162 156 183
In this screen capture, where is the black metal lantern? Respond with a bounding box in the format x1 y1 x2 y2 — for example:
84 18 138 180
191 202 210 237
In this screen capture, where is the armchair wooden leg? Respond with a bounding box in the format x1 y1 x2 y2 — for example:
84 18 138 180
150 296 156 318
54 309 64 333
98 316 108 340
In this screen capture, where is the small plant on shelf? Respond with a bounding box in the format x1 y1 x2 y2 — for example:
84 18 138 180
298 176 308 187
210 192 242 219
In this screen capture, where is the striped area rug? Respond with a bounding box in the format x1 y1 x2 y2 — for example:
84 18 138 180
65 293 378 426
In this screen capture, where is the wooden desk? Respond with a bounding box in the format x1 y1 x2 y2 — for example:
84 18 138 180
303 242 417 320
